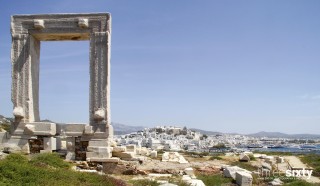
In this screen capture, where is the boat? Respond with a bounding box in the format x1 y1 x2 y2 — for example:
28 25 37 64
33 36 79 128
300 144 317 149
268 145 285 148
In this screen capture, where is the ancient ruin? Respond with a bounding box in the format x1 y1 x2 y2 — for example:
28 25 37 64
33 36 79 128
2 13 115 162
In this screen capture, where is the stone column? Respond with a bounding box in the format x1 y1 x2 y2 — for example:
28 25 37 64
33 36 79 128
11 33 40 123
89 31 111 138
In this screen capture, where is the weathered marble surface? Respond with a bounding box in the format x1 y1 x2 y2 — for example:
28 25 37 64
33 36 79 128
8 13 113 159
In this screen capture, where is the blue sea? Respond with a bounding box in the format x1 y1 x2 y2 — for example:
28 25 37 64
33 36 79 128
252 145 320 154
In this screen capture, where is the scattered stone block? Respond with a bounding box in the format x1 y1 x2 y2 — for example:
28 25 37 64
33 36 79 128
185 179 205 186
182 175 192 181
236 171 253 186
150 150 157 158
276 156 285 163
223 166 251 179
137 147 149 156
159 183 178 186
184 167 195 177
162 152 188 164
148 173 172 177
239 153 250 162
262 162 272 170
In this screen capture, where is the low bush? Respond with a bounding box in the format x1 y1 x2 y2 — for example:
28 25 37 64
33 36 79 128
30 152 70 169
284 180 318 186
300 153 320 177
0 153 126 186
197 174 233 186
129 179 159 186
209 155 222 160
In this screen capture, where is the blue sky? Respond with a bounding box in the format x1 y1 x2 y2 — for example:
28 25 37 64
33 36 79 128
1 1 320 134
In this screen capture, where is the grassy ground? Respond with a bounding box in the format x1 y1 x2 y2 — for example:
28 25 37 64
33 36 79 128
0 153 126 186
283 180 320 186
300 153 320 177
197 173 234 186
230 161 257 171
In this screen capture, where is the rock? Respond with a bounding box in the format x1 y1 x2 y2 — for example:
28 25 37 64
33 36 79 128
2 143 22 153
276 157 285 164
159 183 178 186
184 167 195 177
151 168 179 175
243 151 253 156
236 171 253 186
185 179 205 186
239 153 250 162
76 161 90 169
148 173 172 177
136 147 149 156
223 166 251 179
162 152 188 164
182 175 192 181
150 150 157 158
157 180 168 184
262 162 272 170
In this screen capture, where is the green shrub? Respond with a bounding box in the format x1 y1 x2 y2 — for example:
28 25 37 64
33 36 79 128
0 153 124 185
197 174 233 186
248 154 256 161
130 179 159 186
284 180 318 186
30 152 70 169
4 153 28 164
230 161 257 171
300 154 320 177
0 122 10 132
209 155 222 160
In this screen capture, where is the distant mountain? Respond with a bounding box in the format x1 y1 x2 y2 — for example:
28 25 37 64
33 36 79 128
248 131 320 139
190 128 222 136
112 122 145 135
0 115 12 124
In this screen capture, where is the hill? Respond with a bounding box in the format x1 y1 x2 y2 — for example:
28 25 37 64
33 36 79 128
112 122 145 135
248 131 320 139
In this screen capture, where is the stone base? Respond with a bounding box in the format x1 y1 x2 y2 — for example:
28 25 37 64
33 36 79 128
11 122 56 136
